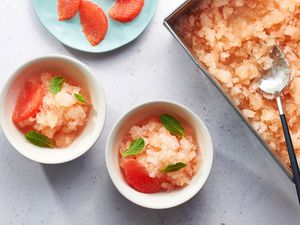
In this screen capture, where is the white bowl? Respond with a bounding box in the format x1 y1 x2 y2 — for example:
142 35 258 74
0 55 106 164
105 101 213 209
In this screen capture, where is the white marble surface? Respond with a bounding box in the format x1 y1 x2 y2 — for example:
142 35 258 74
0 1 299 224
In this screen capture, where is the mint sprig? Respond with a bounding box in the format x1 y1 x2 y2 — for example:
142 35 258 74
160 114 185 137
122 138 145 157
50 76 64 94
25 131 54 148
74 93 86 103
161 162 187 173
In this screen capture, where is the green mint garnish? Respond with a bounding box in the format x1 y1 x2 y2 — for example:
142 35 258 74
160 114 185 137
161 162 187 173
50 76 64 94
122 138 145 157
25 131 54 148
74 93 86 103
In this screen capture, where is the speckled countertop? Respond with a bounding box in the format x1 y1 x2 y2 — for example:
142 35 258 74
0 1 299 224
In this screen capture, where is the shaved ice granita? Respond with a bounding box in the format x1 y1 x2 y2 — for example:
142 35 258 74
12 73 91 148
175 0 300 168
119 114 200 193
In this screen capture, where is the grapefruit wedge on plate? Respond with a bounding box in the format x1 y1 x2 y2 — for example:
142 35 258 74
57 0 80 21
109 0 144 23
79 0 108 46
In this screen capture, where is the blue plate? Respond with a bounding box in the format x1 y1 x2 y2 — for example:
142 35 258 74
33 0 158 53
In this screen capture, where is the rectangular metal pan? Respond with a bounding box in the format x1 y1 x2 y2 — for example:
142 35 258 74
164 0 293 180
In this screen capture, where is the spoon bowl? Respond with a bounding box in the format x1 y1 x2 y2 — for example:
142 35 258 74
258 46 290 95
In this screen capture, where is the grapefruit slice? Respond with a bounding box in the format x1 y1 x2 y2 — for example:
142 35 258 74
12 79 44 123
109 0 144 23
79 0 108 46
57 0 80 21
122 159 161 193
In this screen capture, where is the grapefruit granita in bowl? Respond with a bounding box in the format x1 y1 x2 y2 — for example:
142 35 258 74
0 55 106 164
13 73 91 148
106 101 213 209
119 115 199 193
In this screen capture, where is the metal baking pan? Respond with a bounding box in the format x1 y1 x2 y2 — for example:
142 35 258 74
163 0 293 180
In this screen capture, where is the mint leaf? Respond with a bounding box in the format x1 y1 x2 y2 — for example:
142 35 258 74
161 162 186 173
25 131 53 148
160 114 185 137
122 138 145 157
50 76 64 94
74 93 86 103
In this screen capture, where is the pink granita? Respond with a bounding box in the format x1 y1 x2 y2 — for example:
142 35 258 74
13 72 91 148
119 116 200 193
175 0 300 169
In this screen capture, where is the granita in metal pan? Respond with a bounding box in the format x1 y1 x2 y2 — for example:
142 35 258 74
119 114 200 193
175 0 300 168
13 72 91 148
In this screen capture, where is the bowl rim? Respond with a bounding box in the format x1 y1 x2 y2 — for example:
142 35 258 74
105 100 213 209
0 54 107 164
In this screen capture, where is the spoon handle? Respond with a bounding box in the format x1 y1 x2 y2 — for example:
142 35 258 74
276 95 300 204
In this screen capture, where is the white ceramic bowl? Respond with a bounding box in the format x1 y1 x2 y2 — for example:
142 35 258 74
0 55 106 164
105 101 213 209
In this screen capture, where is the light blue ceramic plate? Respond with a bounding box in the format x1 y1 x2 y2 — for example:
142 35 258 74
33 0 158 53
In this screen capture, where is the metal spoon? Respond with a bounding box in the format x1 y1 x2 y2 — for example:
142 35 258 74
258 46 300 204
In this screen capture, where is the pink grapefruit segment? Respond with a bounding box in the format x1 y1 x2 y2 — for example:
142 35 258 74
12 79 44 123
79 0 108 46
109 0 144 23
122 159 161 193
57 0 80 21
